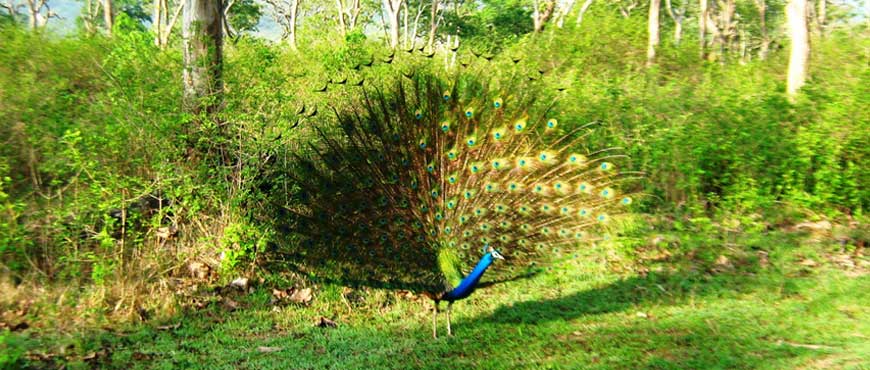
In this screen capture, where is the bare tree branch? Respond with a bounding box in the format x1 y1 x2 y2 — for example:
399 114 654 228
575 0 594 25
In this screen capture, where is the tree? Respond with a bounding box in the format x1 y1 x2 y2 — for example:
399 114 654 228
264 0 300 49
80 0 101 33
224 0 261 38
786 0 808 97
714 0 737 62
336 0 363 36
182 0 223 113
102 0 114 35
153 0 184 47
664 0 686 45
426 0 439 48
699 0 708 59
617 0 639 17
531 0 555 32
383 0 403 48
575 0 594 25
754 0 770 60
815 0 825 35
647 0 661 66
0 0 59 28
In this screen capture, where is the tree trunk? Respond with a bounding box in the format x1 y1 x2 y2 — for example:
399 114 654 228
786 0 809 98
28 7 36 28
383 0 402 48
409 1 424 49
336 0 347 36
575 0 594 25
102 0 113 35
574 0 594 25
816 0 826 35
555 0 575 28
182 0 223 113
264 0 300 49
288 0 298 50
80 0 100 33
153 0 163 45
532 0 555 32
719 0 736 62
699 0 708 59
348 0 360 29
164 1 184 46
665 0 684 45
223 0 236 39
647 0 661 66
755 0 769 60
19 0 59 28
426 0 439 49
402 0 408 47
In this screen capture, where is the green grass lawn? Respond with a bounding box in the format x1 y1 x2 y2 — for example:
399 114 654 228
4 225 868 369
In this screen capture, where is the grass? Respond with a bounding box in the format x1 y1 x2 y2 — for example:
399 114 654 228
3 220 868 369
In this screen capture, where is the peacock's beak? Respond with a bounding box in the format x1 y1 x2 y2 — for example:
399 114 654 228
492 252 505 260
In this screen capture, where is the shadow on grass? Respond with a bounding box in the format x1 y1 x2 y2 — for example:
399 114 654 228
476 271 712 325
443 268 826 368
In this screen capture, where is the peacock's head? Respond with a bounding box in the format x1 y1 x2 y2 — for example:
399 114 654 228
485 245 505 261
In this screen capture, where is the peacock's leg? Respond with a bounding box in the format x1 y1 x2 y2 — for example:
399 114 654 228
432 300 440 339
446 302 454 336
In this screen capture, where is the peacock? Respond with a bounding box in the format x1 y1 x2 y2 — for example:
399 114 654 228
282 52 638 338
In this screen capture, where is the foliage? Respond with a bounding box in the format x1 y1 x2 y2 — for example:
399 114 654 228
227 0 262 34
6 222 869 368
0 329 27 369
0 0 867 343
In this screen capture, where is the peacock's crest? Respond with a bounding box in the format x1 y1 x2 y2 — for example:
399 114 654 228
283 54 639 293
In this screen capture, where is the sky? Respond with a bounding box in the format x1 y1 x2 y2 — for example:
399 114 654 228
46 0 283 40
40 0 870 40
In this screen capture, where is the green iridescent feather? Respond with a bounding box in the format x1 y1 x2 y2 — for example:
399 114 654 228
282 56 639 294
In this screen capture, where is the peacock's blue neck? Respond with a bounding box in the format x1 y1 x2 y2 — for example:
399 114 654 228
442 252 495 302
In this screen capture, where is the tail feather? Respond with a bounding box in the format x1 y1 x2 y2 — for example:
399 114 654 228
282 55 638 291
